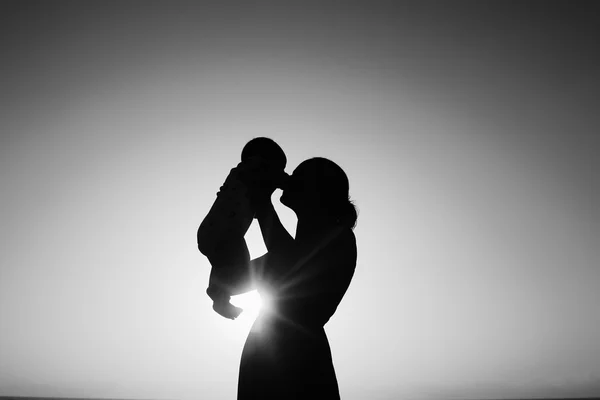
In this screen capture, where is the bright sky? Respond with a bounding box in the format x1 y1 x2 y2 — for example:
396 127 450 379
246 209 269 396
1 3 599 400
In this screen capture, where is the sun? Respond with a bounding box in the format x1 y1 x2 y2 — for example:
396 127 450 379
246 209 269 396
230 290 264 328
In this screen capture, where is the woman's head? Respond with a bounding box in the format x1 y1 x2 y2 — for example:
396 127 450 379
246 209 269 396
281 157 357 229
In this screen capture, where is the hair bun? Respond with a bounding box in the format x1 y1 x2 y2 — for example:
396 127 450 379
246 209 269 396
332 198 358 230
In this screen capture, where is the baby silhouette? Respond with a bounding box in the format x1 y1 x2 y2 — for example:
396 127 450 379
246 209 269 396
197 137 288 319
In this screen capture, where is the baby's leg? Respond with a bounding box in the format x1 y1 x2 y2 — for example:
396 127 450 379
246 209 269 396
198 174 253 257
206 237 251 319
198 173 255 319
197 204 228 258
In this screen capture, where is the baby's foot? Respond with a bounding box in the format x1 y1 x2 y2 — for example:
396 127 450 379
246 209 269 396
207 286 243 320
213 299 243 320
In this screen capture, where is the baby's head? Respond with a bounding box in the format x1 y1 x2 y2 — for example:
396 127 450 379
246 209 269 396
241 137 287 170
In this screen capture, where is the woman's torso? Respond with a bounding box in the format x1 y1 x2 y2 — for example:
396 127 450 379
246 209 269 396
238 228 356 399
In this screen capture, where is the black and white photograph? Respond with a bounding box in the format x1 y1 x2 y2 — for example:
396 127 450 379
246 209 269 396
1 2 599 399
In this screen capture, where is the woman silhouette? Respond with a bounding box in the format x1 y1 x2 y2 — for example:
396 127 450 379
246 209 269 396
222 157 358 400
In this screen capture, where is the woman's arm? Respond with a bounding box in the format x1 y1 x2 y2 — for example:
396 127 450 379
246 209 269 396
255 200 294 253
236 160 293 253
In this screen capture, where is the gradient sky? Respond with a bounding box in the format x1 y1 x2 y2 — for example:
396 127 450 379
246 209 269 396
1 2 599 399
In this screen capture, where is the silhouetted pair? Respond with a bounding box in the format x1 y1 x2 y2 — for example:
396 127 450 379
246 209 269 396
197 137 288 319
198 138 357 399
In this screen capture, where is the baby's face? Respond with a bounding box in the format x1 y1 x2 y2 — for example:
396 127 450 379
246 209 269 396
244 155 285 171
241 156 288 189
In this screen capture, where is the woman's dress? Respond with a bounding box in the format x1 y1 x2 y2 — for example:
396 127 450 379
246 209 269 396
237 228 357 400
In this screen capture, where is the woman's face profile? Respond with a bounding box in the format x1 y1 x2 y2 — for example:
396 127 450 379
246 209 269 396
281 157 349 219
280 161 316 214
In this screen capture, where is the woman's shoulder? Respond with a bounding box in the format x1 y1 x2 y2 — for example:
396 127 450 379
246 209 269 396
333 226 356 249
326 227 357 266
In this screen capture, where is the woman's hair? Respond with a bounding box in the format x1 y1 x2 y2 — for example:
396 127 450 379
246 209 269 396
306 157 358 230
